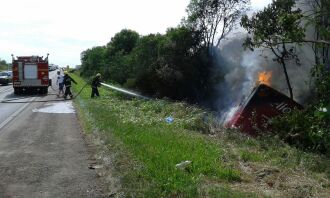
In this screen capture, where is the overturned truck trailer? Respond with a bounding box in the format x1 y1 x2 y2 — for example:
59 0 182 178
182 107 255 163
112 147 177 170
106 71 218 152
226 84 303 136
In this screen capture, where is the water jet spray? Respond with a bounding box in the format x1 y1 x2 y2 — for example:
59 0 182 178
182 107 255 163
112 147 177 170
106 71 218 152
101 83 149 100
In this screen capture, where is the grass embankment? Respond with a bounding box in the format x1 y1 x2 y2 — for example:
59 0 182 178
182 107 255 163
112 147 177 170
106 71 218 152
71 73 330 197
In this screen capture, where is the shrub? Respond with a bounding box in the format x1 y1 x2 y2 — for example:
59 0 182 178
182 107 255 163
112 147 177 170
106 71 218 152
271 64 330 155
272 105 330 154
311 64 330 104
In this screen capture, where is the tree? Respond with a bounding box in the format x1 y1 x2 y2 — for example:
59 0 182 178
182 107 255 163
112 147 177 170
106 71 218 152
0 59 7 66
80 46 106 77
184 0 250 50
79 27 214 102
0 59 10 71
241 0 305 99
130 27 211 101
106 29 139 56
104 29 140 83
303 0 330 65
129 34 164 94
154 27 209 100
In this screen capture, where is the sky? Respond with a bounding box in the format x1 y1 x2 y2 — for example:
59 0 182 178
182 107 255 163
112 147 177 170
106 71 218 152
0 0 271 67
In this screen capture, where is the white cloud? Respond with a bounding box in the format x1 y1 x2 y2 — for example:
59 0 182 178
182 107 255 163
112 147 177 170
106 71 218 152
0 0 271 67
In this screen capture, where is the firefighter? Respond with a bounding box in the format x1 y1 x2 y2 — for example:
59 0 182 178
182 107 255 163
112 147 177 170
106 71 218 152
91 73 102 98
63 71 77 99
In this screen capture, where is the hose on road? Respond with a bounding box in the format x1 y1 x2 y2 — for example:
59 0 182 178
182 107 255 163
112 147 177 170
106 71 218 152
0 83 89 104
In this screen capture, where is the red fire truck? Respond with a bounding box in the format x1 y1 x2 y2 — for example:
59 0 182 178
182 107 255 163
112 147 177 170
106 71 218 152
11 54 51 94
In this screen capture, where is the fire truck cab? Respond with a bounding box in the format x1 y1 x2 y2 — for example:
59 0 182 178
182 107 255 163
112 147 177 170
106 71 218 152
12 55 51 94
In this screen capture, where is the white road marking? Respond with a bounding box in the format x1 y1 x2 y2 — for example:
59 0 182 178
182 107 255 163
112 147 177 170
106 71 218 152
0 97 35 131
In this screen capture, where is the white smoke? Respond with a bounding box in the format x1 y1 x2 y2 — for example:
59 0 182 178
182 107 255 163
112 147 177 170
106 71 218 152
215 36 315 123
214 0 323 123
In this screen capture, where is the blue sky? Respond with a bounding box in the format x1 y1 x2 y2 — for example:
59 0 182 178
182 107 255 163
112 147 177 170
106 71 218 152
0 0 271 67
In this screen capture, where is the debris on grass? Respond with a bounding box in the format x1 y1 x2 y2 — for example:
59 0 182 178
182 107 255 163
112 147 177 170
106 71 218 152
175 160 192 171
165 116 174 124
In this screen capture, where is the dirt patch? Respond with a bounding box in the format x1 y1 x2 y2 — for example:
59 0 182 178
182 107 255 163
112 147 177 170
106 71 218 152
79 124 125 198
231 162 330 197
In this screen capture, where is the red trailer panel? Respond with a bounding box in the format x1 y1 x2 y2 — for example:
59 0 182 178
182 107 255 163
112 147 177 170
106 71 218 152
226 84 303 136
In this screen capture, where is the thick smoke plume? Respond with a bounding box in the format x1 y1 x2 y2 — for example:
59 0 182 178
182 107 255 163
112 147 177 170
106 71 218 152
214 35 315 122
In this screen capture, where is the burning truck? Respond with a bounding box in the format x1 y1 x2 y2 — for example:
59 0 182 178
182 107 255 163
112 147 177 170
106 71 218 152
225 72 303 136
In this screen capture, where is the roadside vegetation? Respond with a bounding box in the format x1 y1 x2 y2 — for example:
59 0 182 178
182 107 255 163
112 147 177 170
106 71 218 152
79 0 250 103
79 0 330 157
74 0 330 196
0 59 10 71
72 73 330 197
241 0 330 155
271 63 330 155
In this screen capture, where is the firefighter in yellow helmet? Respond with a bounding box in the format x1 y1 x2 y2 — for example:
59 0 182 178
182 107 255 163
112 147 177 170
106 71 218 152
91 73 102 98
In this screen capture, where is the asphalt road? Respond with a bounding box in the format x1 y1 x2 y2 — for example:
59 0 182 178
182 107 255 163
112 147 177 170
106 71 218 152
0 72 103 197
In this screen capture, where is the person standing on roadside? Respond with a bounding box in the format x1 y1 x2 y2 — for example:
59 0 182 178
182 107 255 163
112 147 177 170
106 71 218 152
56 70 64 97
63 71 77 99
91 73 102 98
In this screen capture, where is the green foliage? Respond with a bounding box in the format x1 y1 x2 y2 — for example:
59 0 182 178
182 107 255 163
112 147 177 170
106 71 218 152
106 29 140 56
272 63 330 155
241 0 306 99
80 46 106 77
184 0 250 48
72 73 330 197
240 0 330 154
241 0 304 48
103 29 140 84
129 33 165 94
133 27 211 100
0 58 10 71
239 150 264 162
71 74 242 196
311 64 330 103
305 0 330 65
80 1 254 103
272 105 330 155
80 27 214 102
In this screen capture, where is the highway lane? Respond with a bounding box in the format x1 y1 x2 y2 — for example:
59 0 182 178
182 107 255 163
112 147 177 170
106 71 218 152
0 71 58 129
0 86 13 93
0 71 104 197
0 85 32 130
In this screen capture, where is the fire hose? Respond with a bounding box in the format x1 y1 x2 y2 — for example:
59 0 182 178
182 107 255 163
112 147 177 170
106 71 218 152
1 82 148 103
0 83 89 103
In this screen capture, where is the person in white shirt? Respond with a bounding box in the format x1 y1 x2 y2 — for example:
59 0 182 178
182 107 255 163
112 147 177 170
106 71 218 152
56 70 64 96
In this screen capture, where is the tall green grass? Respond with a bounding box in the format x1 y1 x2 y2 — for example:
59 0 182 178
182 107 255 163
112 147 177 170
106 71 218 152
70 74 248 197
70 73 330 197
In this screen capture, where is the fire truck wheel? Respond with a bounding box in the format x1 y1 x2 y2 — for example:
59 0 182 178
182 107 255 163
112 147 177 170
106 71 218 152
14 88 21 95
40 88 48 95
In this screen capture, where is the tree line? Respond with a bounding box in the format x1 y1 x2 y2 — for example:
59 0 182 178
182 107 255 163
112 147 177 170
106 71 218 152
80 0 249 102
80 28 212 102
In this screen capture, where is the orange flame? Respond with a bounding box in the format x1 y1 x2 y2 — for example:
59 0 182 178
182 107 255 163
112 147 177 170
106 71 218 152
258 71 272 86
